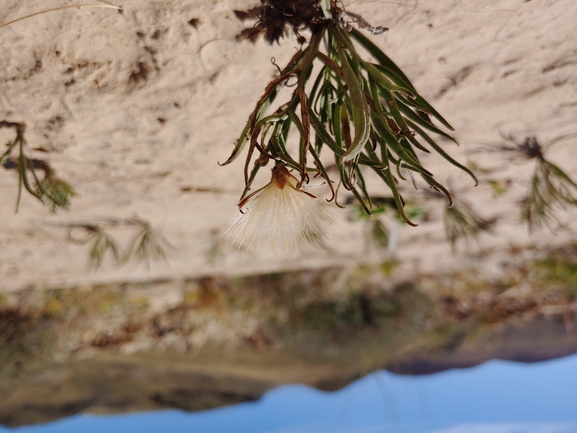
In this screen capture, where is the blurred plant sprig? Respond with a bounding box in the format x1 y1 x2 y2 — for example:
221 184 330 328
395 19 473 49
443 199 496 251
50 216 173 270
348 196 428 256
485 133 577 232
1 121 76 212
424 188 496 252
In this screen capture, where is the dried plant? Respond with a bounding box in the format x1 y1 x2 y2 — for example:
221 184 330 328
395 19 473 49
224 0 476 253
1 121 76 212
488 133 577 232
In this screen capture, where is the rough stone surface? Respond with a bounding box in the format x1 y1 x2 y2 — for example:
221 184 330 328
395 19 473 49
1 0 576 291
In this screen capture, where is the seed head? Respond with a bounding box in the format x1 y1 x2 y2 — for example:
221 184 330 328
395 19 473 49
224 165 334 256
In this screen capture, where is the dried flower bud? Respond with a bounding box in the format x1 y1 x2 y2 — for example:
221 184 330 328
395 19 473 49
224 165 334 256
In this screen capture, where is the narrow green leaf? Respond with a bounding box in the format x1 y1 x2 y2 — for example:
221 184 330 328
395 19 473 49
382 146 416 226
239 142 274 202
406 119 478 186
308 145 336 202
270 120 301 171
332 100 344 151
378 87 411 135
349 27 417 92
395 97 457 143
395 157 406 181
370 111 431 176
355 164 372 205
399 93 454 131
420 172 453 206
220 88 278 166
308 106 383 167
334 33 371 163
364 62 415 95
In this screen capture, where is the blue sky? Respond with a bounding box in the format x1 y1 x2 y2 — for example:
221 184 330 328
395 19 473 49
4 353 577 433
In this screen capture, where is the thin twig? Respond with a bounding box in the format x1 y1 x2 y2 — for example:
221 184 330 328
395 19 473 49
0 4 122 30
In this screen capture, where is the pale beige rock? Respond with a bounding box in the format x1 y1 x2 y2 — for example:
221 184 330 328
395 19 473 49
0 0 576 292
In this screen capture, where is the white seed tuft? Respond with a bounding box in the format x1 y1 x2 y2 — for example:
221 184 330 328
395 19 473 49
224 165 334 256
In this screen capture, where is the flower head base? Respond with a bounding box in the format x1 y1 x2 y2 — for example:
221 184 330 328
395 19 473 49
225 165 334 256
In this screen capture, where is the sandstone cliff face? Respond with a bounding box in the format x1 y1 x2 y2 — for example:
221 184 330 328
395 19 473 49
0 0 576 291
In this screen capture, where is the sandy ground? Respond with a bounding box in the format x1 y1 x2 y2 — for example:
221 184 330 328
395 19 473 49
0 0 576 292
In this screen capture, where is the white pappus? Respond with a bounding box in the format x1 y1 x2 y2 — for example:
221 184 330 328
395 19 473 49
224 164 334 256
